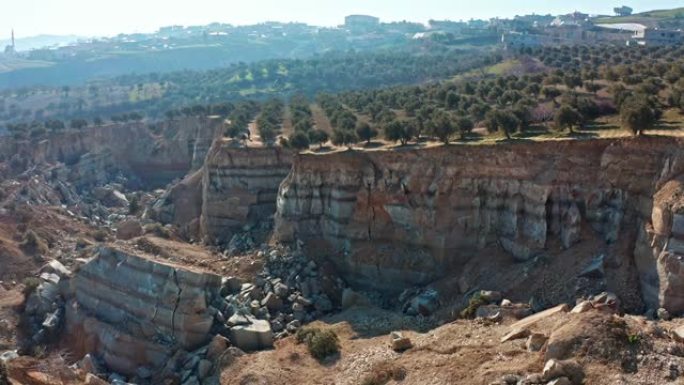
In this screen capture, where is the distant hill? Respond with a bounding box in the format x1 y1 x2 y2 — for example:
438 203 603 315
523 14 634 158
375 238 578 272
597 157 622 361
593 7 684 27
0 35 84 51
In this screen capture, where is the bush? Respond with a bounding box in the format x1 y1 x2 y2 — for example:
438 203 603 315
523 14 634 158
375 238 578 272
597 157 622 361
92 229 108 242
296 327 339 360
460 292 487 319
19 230 48 255
361 361 407 385
22 276 40 298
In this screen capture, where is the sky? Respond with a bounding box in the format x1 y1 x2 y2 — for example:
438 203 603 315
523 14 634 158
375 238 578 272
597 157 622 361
2 0 683 38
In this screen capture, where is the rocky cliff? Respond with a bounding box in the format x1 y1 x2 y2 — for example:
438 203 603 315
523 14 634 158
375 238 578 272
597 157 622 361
200 141 293 244
0 115 222 189
274 138 684 313
64 246 222 377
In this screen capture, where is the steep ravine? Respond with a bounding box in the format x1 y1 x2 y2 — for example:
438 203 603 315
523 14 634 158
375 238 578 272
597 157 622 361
272 138 684 313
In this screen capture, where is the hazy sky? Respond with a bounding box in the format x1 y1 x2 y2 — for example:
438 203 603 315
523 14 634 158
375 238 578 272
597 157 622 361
3 0 683 38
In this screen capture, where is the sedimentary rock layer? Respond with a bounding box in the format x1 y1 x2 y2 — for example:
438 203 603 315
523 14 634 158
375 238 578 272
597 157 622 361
0 115 222 188
201 141 293 243
274 138 684 312
65 247 222 376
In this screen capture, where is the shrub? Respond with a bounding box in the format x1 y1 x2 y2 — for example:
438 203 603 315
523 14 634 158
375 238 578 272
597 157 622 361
22 277 40 298
460 292 487 319
92 230 108 242
361 361 407 385
296 327 339 360
19 230 48 255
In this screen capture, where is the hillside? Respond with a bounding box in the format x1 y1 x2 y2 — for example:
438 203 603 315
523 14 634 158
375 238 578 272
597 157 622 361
593 7 684 27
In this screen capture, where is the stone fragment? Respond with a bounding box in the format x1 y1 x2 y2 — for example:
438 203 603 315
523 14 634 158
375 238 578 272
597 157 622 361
261 292 283 311
658 308 672 321
578 255 605 279
501 328 530 343
274 282 289 298
547 378 572 385
570 301 593 314
84 374 109 385
390 332 413 352
672 325 684 343
509 304 569 332
590 292 620 313
40 260 72 278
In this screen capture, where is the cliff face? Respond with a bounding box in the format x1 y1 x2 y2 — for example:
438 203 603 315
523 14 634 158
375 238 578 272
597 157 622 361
200 141 293 243
65 247 222 377
0 116 222 188
274 138 684 312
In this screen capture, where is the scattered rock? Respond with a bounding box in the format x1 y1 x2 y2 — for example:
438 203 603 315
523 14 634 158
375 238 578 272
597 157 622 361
403 289 440 316
390 332 413 352
590 292 620 313
672 325 684 343
657 308 671 321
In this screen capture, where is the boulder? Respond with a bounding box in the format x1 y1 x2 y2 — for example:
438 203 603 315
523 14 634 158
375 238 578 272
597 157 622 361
501 328 531 343
390 332 413 352
206 335 230 361
480 290 503 303
404 289 440 316
197 359 212 380
116 220 143 240
0 350 18 363
542 359 584 385
658 308 672 321
84 374 110 385
229 319 273 351
672 325 684 343
526 333 548 352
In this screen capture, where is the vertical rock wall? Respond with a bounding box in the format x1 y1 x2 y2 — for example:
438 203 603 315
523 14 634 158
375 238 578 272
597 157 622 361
274 138 684 306
64 247 222 377
200 141 293 244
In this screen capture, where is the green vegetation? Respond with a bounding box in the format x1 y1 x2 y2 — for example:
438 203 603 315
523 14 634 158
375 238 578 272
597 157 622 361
296 327 340 360
22 277 41 298
460 292 487 319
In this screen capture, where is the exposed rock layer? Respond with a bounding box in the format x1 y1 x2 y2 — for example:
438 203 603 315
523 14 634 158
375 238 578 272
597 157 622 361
0 116 222 188
200 141 293 243
64 247 222 377
274 138 684 312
